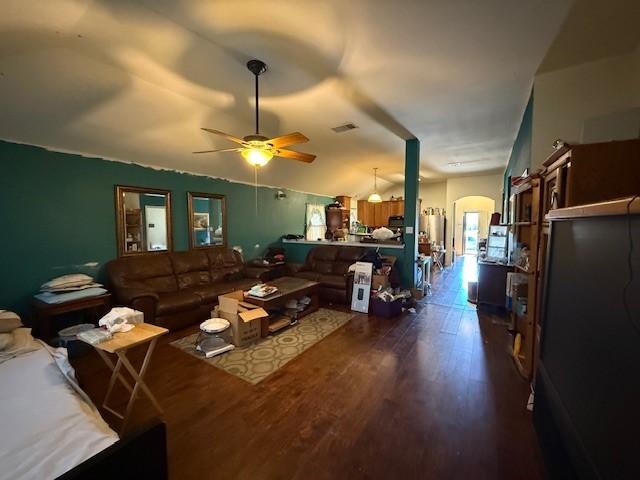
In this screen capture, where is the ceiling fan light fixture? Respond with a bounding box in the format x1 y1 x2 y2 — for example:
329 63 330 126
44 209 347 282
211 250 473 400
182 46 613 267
195 59 316 165
241 147 273 167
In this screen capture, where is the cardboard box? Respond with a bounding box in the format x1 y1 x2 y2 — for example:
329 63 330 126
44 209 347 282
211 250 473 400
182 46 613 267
411 288 425 300
372 274 390 290
214 291 269 347
380 255 397 267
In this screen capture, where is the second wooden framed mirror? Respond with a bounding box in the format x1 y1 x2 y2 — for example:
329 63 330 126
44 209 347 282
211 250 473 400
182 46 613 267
187 192 227 249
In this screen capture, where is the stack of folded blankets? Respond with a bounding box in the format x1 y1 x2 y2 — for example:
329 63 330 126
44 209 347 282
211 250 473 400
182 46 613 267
34 274 108 304
0 311 40 365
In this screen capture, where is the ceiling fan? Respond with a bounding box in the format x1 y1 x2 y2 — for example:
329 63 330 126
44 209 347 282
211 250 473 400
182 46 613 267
194 59 316 167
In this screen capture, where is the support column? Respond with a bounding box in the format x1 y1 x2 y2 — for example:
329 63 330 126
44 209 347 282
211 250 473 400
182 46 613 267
402 138 420 288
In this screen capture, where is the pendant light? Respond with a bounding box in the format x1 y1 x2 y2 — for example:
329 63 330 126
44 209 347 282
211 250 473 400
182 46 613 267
367 167 382 203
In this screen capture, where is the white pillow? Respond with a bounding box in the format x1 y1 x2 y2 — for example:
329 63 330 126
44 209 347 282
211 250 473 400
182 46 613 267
0 328 40 364
9 328 39 351
0 333 12 350
43 282 103 292
41 274 94 290
0 311 22 333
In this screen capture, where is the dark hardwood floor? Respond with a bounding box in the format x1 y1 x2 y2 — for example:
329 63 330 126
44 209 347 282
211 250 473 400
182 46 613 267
73 256 544 479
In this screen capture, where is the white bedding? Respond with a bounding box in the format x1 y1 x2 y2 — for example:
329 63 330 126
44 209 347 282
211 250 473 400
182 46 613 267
0 342 118 480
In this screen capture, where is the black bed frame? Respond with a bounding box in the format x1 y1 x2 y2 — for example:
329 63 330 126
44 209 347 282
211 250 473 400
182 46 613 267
56 419 168 480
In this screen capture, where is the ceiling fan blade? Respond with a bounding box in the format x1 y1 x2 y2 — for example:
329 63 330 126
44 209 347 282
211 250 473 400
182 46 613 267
275 149 316 163
267 132 309 148
201 128 246 145
193 147 242 154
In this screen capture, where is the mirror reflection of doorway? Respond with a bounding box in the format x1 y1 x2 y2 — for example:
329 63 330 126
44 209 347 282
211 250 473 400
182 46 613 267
144 205 168 251
463 212 479 255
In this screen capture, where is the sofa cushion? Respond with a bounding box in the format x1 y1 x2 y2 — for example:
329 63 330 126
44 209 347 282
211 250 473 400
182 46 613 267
207 249 242 268
331 261 353 275
209 270 227 284
332 247 365 275
187 284 231 304
319 274 346 290
156 291 202 316
305 246 339 275
207 249 245 281
108 254 178 294
311 246 339 261
336 247 366 262
171 251 211 289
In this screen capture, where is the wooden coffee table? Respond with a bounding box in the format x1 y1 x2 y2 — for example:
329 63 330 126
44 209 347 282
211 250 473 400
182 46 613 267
244 276 320 336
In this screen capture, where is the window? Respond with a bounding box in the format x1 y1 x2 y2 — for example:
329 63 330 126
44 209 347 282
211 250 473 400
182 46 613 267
305 203 327 240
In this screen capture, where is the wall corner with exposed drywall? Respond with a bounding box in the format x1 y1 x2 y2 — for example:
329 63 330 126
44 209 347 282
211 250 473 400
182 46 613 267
532 48 640 171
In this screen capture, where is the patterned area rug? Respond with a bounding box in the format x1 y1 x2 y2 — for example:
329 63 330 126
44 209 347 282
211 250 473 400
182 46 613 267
170 308 353 384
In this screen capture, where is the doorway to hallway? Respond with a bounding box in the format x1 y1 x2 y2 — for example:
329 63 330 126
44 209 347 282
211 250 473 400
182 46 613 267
463 212 479 255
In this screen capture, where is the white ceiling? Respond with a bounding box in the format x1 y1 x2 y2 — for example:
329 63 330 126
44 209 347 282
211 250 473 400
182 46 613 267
0 0 571 197
538 0 640 74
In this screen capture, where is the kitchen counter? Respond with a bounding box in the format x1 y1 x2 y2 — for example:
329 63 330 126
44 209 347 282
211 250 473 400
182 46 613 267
282 238 405 250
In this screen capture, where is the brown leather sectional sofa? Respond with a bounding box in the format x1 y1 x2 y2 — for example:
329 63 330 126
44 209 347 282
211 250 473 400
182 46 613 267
291 245 365 304
106 249 268 331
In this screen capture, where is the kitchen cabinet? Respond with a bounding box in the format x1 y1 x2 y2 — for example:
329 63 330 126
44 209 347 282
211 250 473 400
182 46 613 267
357 200 404 228
389 200 404 217
375 202 391 227
357 200 373 226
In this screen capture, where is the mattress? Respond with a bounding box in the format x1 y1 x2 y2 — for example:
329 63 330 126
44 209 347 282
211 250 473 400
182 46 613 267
0 343 118 480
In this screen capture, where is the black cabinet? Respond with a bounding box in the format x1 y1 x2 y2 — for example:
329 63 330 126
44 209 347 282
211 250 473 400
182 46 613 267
477 261 510 307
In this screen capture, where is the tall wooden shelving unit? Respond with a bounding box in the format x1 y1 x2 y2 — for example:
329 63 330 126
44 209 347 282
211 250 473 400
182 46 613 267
508 174 543 379
124 208 143 253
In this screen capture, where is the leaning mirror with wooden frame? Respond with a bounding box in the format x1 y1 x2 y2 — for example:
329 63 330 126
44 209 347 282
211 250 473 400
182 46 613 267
115 186 172 257
188 192 226 249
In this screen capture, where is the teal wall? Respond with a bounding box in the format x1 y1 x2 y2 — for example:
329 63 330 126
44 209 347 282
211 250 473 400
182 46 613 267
503 90 534 215
0 140 330 315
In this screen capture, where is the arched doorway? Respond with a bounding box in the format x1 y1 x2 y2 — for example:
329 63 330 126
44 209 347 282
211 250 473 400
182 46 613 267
452 196 495 258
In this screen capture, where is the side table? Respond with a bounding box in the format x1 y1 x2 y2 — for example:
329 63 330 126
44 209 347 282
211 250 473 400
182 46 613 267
432 249 446 271
246 260 287 281
32 293 112 341
416 256 432 296
88 323 168 435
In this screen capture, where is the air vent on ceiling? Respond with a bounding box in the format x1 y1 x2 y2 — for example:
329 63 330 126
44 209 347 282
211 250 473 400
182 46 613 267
331 122 358 133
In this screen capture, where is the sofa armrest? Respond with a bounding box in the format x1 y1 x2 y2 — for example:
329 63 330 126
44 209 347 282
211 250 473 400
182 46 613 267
286 263 305 274
243 267 270 281
119 288 159 304
346 272 355 300
117 289 159 324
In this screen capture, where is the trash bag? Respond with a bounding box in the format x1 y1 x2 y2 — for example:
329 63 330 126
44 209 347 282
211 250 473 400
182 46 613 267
265 247 285 263
359 249 383 269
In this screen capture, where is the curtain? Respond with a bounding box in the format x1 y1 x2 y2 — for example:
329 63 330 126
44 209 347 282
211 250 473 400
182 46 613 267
306 203 327 240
